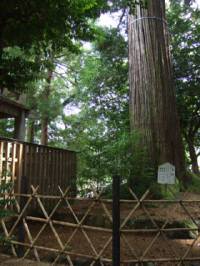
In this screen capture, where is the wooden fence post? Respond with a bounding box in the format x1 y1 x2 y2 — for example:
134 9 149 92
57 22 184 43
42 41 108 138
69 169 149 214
17 175 28 257
112 175 120 266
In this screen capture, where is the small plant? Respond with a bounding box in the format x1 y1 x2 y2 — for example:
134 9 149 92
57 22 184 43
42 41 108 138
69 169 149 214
0 181 15 244
187 173 200 194
150 178 181 200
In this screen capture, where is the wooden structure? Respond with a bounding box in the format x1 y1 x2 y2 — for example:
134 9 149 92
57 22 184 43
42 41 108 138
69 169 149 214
0 96 77 200
0 137 77 199
0 96 29 140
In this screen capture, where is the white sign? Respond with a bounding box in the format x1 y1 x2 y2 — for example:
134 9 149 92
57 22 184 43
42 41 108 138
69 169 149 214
157 162 175 185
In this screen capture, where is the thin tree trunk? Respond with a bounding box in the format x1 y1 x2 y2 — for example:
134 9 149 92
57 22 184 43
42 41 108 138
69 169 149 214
27 120 35 143
187 139 200 175
128 0 189 183
41 117 48 145
40 69 53 146
184 0 192 6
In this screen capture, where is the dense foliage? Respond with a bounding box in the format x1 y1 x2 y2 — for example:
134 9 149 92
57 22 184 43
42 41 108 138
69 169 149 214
167 2 200 174
0 1 199 197
0 0 108 93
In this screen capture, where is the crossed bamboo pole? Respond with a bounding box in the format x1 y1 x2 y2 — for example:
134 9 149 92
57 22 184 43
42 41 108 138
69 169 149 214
1 184 200 265
1 186 113 265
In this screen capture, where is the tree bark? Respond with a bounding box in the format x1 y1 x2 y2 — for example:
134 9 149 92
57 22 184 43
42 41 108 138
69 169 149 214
40 69 53 146
187 139 200 175
27 120 35 143
184 0 192 6
41 117 49 145
128 0 189 183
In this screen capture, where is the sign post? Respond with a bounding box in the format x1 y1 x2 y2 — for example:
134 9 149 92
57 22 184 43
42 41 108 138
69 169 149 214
157 163 176 192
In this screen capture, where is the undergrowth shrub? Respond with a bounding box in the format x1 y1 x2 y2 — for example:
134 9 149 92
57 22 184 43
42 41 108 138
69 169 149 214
0 182 14 243
187 173 200 193
78 129 184 199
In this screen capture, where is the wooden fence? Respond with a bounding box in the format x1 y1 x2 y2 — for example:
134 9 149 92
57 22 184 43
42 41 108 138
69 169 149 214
0 137 77 201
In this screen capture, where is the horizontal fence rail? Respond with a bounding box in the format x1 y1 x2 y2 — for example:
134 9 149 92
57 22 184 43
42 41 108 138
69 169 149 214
0 184 200 265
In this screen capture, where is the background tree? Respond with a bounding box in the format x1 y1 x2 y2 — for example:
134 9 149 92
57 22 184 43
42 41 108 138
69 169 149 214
51 28 153 194
168 2 200 175
0 1 109 144
0 0 108 94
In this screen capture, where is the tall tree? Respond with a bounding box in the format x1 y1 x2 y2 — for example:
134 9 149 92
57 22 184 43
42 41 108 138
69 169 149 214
0 0 108 94
128 0 188 183
40 68 53 145
168 2 200 175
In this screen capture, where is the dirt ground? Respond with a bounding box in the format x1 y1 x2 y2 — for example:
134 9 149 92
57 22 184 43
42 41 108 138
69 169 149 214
0 254 51 265
69 192 200 221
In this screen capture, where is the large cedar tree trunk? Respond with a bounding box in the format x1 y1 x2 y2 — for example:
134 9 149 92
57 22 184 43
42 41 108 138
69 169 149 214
128 0 188 182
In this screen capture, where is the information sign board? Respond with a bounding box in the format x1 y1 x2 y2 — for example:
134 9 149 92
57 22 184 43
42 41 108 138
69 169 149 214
157 162 175 185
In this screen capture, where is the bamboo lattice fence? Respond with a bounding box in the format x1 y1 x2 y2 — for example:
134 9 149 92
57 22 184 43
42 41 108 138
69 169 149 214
0 185 200 265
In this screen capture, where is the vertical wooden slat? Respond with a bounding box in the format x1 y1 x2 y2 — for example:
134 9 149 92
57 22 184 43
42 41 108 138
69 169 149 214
23 144 27 179
60 151 63 190
61 151 64 189
41 146 45 208
11 143 17 184
64 151 67 188
28 145 32 188
48 149 53 209
14 143 19 192
72 152 77 196
58 150 61 189
65 151 68 188
54 150 57 195
55 150 59 194
37 146 42 192
0 141 4 181
4 141 9 182
66 152 71 186
29 145 34 193
69 152 72 189
40 147 45 209
35 145 40 210
71 152 74 188
44 147 49 210
51 149 55 209
36 146 40 191
66 151 69 188
32 145 37 188
59 150 62 190
59 150 61 190
34 146 40 210
0 138 77 212
17 143 23 194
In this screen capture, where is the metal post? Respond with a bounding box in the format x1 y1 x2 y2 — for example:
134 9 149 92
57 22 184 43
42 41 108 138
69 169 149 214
112 175 120 266
17 175 28 257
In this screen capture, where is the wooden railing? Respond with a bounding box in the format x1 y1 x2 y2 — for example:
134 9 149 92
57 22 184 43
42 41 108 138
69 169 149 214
0 137 76 198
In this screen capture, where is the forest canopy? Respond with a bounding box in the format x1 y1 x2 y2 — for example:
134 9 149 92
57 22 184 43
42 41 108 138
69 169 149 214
0 0 199 195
